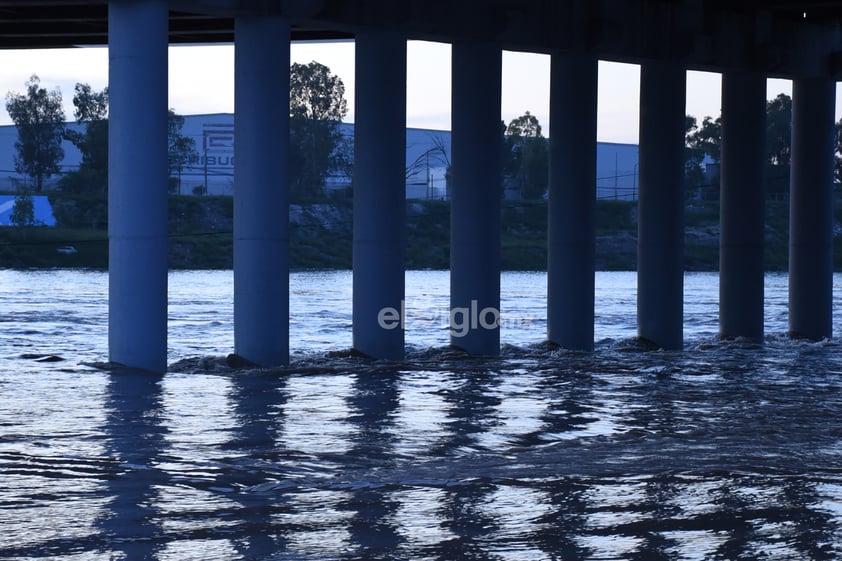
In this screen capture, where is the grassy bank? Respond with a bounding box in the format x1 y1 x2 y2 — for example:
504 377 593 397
0 193 832 271
0 227 108 268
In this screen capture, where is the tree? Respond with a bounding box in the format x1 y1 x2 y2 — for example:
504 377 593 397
289 61 350 201
61 83 109 194
9 189 35 227
765 93 792 195
5 75 65 192
684 115 704 187
766 93 792 166
168 109 199 194
685 114 722 195
688 115 722 163
406 134 450 180
504 111 548 199
684 95 794 194
507 111 542 138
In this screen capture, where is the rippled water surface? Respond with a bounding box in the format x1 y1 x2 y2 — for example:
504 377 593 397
3 270 842 560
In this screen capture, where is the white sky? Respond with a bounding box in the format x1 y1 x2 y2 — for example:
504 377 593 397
0 40 836 144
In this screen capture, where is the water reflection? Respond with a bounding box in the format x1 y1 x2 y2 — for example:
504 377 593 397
97 369 167 560
0 369 111 559
223 371 289 558
4 347 842 560
390 370 458 459
344 370 402 556
474 371 549 451
280 374 357 460
437 369 503 456
346 370 400 464
273 489 355 559
534 478 589 559
437 479 499 560
475 484 554 560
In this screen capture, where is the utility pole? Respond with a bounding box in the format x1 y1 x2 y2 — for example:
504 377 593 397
203 129 208 195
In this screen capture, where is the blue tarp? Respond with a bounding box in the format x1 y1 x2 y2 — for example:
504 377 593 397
0 195 56 226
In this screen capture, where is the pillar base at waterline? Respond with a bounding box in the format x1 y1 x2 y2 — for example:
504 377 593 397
234 238 289 367
109 237 168 373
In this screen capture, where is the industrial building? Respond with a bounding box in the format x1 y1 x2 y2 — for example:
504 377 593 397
0 113 639 200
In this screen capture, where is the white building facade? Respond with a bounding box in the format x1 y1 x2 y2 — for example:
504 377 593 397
0 113 639 200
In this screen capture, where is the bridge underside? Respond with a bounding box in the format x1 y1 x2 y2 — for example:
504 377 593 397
2 0 839 370
1 1 842 78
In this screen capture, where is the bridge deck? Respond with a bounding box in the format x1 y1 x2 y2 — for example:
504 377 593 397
0 1 840 77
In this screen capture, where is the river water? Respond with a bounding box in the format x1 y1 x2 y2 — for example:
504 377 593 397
2 269 842 560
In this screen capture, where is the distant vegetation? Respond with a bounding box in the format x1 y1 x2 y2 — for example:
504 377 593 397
2 194 839 272
4 73 842 272
5 75 65 193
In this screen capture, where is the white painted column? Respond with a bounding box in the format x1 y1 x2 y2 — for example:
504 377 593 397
352 32 407 360
547 52 598 351
720 71 766 342
108 0 169 372
233 17 290 366
789 76 836 340
450 42 502 355
637 61 686 350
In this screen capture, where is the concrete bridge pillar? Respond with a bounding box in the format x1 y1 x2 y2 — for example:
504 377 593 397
233 17 290 366
637 61 686 350
353 32 407 360
108 0 169 373
450 42 502 355
789 76 836 340
547 52 598 351
719 71 766 342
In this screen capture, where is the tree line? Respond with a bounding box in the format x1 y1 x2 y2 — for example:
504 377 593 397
686 93 842 198
5 75 200 197
4 62 551 211
3 62 352 205
503 92 842 201
9 64 833 223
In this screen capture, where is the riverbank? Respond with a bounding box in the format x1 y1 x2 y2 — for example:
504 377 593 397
0 193 823 270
